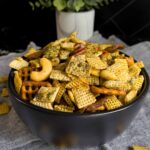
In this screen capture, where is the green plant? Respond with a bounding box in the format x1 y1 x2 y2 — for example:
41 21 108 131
29 0 120 12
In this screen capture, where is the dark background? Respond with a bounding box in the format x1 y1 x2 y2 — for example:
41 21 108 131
0 0 150 51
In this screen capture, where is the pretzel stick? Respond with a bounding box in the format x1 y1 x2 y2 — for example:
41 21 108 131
91 86 126 96
105 44 125 52
85 98 106 112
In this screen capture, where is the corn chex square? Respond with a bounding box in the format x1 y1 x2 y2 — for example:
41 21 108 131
63 93 74 107
55 83 66 103
66 78 89 90
107 58 130 82
86 57 107 70
86 75 100 86
54 104 74 112
72 88 96 109
131 75 144 92
9 57 29 70
59 50 70 60
104 95 122 110
50 70 70 81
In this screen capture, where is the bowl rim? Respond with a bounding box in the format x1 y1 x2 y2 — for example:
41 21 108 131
8 54 150 118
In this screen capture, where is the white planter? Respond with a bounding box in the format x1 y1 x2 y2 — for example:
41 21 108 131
56 9 95 40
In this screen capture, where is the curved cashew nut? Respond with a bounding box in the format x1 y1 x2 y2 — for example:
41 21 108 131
30 58 52 81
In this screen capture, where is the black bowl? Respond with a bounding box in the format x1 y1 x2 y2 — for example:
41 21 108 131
8 65 149 147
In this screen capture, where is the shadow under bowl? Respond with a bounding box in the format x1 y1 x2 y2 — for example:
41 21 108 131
8 65 149 147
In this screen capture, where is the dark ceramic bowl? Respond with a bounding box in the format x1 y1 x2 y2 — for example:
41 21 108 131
8 63 149 147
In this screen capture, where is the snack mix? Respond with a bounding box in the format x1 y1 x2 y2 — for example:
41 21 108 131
9 32 145 113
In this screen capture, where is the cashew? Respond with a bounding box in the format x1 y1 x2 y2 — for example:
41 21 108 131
30 58 52 81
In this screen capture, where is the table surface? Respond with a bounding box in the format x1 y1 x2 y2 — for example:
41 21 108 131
0 32 150 150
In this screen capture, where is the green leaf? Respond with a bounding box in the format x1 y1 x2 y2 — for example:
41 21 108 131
39 0 52 8
35 1 41 7
73 0 84 12
67 0 74 11
84 0 98 7
29 1 35 11
53 0 67 11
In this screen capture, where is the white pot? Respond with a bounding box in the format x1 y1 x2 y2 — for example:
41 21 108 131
56 9 95 40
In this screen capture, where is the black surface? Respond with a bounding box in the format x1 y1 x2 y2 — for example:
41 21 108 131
1 0 150 50
8 62 149 147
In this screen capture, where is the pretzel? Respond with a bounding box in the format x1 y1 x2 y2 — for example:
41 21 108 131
18 67 39 81
21 81 51 100
104 44 125 52
26 46 49 60
71 43 85 56
85 98 106 112
91 86 126 96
